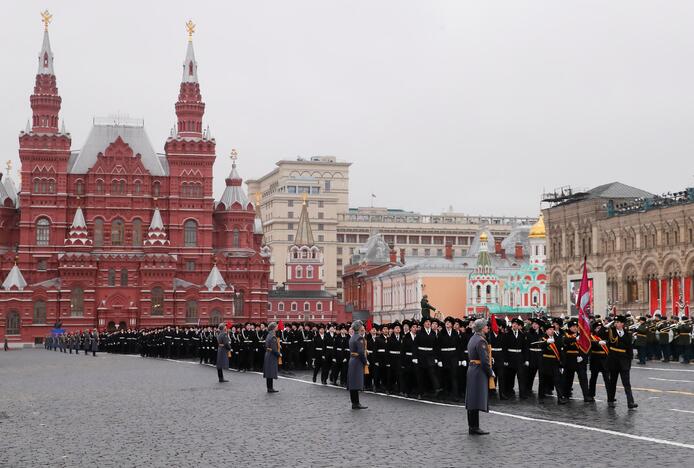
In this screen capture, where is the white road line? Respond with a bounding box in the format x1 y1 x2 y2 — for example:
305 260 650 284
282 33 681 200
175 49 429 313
632 366 694 373
649 377 694 384
153 357 694 451
670 409 694 415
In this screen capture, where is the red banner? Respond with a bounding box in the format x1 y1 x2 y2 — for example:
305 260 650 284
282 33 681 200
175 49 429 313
661 278 668 317
649 279 659 316
576 257 592 354
685 277 692 317
673 278 680 317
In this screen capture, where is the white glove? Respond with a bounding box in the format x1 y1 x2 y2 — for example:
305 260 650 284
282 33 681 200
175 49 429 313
577 356 583 363
559 368 564 374
503 362 508 367
332 358 336 362
547 338 555 344
524 361 529 367
458 361 462 366
491 358 495 365
300 348 304 352
491 371 496 378
343 359 347 363
412 358 418 364
437 361 443 368
599 340 606 346
462 361 467 367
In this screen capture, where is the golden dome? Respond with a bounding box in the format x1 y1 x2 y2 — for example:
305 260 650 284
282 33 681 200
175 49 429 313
479 231 488 242
529 214 546 239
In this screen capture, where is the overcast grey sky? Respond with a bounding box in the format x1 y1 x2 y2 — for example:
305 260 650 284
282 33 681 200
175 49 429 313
3 1 694 216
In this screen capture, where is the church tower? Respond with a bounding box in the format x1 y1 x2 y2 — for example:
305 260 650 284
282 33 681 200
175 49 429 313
17 11 72 276
285 195 324 291
164 21 216 257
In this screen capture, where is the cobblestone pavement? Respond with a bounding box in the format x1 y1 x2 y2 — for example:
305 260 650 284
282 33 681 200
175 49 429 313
1 350 693 468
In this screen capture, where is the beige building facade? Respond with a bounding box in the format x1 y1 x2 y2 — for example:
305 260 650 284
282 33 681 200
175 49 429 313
246 156 351 295
544 182 694 318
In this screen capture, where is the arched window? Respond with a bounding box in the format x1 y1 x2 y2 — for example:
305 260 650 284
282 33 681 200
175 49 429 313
134 180 142 195
36 218 50 246
316 302 323 312
152 181 160 197
234 291 244 316
185 300 198 323
210 309 222 326
96 180 104 194
296 266 303 279
111 219 124 246
111 180 119 194
76 180 84 195
306 266 313 279
291 302 298 312
33 301 47 324
94 219 104 247
120 268 128 287
108 268 116 286
47 179 55 193
6 310 20 335
184 220 197 247
232 228 240 248
181 182 188 198
151 287 164 315
71 287 84 316
132 219 142 246
278 302 285 312
33 179 40 193
476 285 481 300
303 302 310 312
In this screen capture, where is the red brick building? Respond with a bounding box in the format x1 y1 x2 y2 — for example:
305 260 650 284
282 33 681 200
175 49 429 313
0 22 270 346
267 197 343 323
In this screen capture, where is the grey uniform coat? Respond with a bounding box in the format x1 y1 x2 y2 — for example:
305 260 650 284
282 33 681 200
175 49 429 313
90 334 99 352
263 333 280 379
465 333 493 412
347 334 368 391
216 332 231 370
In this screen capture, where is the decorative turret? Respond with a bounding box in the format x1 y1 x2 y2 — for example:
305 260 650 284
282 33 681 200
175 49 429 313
175 20 205 139
528 214 546 239
476 231 493 274
2 262 28 291
144 208 170 246
528 213 546 266
30 11 62 134
294 193 315 247
217 150 252 211
64 206 92 246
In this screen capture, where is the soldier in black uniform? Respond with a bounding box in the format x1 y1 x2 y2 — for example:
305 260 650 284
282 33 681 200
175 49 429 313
524 318 543 397
415 317 441 399
538 323 568 404
438 317 460 401
312 324 328 383
502 318 527 399
457 318 472 399
373 324 388 392
588 321 610 399
239 323 253 372
487 318 506 399
400 320 418 396
606 315 637 409
562 319 591 402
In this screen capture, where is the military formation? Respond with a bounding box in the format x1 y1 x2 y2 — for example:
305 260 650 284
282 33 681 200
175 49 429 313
54 307 691 410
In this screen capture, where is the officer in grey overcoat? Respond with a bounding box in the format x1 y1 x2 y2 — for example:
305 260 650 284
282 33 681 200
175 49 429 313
347 320 368 409
263 322 280 393
90 331 99 356
216 324 231 383
465 318 493 435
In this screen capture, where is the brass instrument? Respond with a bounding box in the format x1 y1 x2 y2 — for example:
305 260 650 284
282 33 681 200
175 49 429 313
277 332 282 366
487 342 496 390
363 334 369 375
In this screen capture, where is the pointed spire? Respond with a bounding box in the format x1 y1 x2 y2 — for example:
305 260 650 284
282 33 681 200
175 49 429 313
24 119 31 134
60 119 67 134
294 193 315 246
174 20 204 139
38 11 54 75
204 264 228 291
65 207 92 246
144 207 170 246
3 263 28 291
475 231 492 273
182 38 198 83
253 192 264 235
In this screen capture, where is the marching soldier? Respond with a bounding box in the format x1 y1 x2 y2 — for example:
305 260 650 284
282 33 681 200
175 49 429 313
312 323 329 384
538 323 568 404
634 316 648 365
415 317 442 399
588 321 610 399
438 317 460 401
524 318 543 397
263 322 280 393
657 317 671 362
675 318 692 364
400 320 419 397
561 320 590 401
387 321 404 394
605 315 637 409
502 318 527 399
347 320 368 410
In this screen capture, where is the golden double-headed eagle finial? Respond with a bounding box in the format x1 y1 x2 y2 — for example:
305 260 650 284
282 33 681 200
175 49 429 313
41 10 52 31
6 160 12 173
230 149 238 163
302 192 308 205
185 20 196 41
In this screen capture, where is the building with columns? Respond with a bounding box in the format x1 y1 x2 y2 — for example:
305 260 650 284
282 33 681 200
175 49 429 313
0 17 270 346
544 182 694 317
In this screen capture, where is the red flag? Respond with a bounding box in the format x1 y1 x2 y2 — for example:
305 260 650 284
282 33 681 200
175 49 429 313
490 314 499 334
576 256 592 354
278 320 284 331
365 318 373 332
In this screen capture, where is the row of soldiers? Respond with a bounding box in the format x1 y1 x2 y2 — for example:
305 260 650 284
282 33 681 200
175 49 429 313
633 314 692 364
44 331 99 356
96 312 659 408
